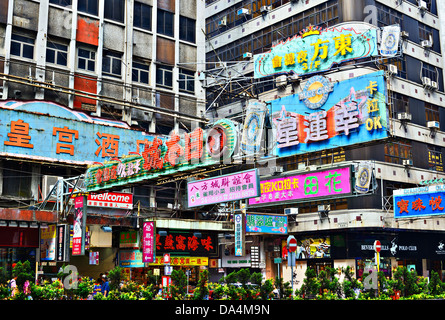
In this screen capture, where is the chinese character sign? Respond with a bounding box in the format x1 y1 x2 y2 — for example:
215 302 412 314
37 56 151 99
246 214 288 235
156 231 218 256
270 70 388 158
254 24 378 79
249 166 352 205
142 222 155 263
40 224 57 261
187 169 260 208
393 185 445 219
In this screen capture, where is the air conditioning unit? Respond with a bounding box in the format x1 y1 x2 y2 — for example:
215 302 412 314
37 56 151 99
288 74 299 82
421 40 432 49
237 8 250 16
422 77 432 88
260 5 271 13
318 204 331 212
218 16 227 27
427 121 440 130
418 0 428 11
42 175 62 199
397 112 412 121
401 31 409 38
388 64 398 75
431 81 438 91
243 52 252 59
284 208 299 215
270 166 284 175
403 159 413 166
275 74 287 88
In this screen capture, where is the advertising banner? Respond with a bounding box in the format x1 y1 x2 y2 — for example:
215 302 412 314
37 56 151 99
245 214 288 234
149 256 209 267
295 236 331 259
72 196 86 256
119 249 145 268
240 101 268 155
40 224 57 261
56 224 69 262
249 166 352 205
142 221 155 263
187 169 260 208
380 25 400 57
87 192 133 209
393 184 445 219
269 70 388 158
254 23 378 79
234 213 245 257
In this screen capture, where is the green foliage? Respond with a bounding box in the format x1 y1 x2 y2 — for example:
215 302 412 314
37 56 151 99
74 277 94 299
297 267 320 299
12 261 34 288
170 269 187 297
193 270 209 300
428 270 444 296
107 266 124 291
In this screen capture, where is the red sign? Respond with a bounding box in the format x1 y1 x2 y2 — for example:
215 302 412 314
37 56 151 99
374 240 381 253
288 237 298 253
163 253 171 264
87 192 133 209
142 222 155 263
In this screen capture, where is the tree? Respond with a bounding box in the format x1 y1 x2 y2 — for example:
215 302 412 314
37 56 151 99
297 267 320 299
428 270 444 296
107 266 124 291
193 270 209 300
171 269 187 297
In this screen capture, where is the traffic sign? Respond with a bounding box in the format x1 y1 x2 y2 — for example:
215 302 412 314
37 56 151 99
287 236 297 253
374 240 381 253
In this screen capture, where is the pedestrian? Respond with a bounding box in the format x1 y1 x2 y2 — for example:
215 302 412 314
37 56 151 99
9 275 18 297
101 275 110 297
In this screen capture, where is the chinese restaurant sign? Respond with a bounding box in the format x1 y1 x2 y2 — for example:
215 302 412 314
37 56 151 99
85 119 238 192
156 230 218 256
0 101 155 165
254 23 378 79
150 256 208 266
270 70 388 158
393 184 445 219
187 169 260 208
249 166 352 205
246 214 288 234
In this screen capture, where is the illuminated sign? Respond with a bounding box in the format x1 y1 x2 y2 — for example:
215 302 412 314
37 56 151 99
270 70 388 157
246 214 288 234
87 192 133 209
393 184 445 219
254 23 379 79
240 101 268 155
187 169 260 208
249 166 352 205
84 119 238 192
155 230 218 256
296 236 331 259
142 221 155 263
0 100 154 165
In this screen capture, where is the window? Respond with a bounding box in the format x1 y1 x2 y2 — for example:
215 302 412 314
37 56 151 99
11 34 34 59
104 0 124 22
134 2 152 31
102 51 122 78
179 16 196 43
385 140 412 165
422 62 438 82
428 145 443 172
156 65 173 88
78 0 98 15
46 42 68 66
425 103 440 123
77 47 96 72
179 68 194 93
157 9 174 37
49 0 71 6
132 60 149 84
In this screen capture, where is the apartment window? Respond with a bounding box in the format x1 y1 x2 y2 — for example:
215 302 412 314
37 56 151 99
428 145 443 172
11 34 34 59
132 60 149 84
179 16 196 43
77 47 96 72
156 65 173 88
134 2 152 31
422 62 438 82
179 68 194 93
157 9 174 37
46 42 68 66
104 0 124 22
385 140 412 165
102 51 122 78
49 0 71 6
78 0 98 15
425 103 440 123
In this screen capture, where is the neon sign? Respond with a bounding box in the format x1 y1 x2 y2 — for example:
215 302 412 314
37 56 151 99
393 184 445 219
85 119 237 192
254 23 379 79
298 76 334 109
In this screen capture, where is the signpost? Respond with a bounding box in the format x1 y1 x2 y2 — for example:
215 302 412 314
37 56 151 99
374 240 381 296
287 236 297 291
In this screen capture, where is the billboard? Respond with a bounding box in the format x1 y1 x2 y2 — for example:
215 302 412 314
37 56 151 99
393 184 445 219
87 192 133 209
187 169 260 208
246 214 288 234
72 196 86 256
249 166 352 206
269 70 388 158
254 23 378 79
295 236 331 259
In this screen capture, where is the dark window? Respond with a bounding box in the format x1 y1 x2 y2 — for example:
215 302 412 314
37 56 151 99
11 34 34 59
179 16 196 43
77 47 96 71
156 65 173 88
179 68 195 93
104 0 124 22
132 60 150 84
49 0 72 6
46 42 68 66
102 51 122 78
385 140 412 165
78 0 98 15
157 9 174 37
428 145 443 172
134 2 152 30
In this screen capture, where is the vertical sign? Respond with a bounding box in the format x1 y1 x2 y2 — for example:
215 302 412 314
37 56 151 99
234 213 245 256
40 224 57 261
56 224 69 262
73 196 87 256
142 221 155 263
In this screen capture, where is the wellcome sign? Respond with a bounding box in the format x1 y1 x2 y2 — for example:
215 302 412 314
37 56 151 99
84 119 237 192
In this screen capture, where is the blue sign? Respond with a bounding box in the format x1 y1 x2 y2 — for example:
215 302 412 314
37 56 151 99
0 101 158 165
393 185 445 219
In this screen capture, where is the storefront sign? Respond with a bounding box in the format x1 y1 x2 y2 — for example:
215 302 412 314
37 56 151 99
149 256 208 267
85 119 238 192
254 23 378 78
0 100 154 165
119 249 145 268
119 231 139 248
234 213 245 257
246 214 288 234
269 70 388 158
249 166 352 205
142 221 155 263
88 192 133 209
295 236 331 259
40 224 57 261
72 196 87 256
187 169 260 208
393 184 445 219
56 224 69 262
156 230 218 256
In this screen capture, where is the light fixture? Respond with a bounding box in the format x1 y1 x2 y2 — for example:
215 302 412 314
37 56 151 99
193 232 202 238
101 226 112 233
158 231 168 236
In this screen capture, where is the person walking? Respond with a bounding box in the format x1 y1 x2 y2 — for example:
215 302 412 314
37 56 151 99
101 275 110 297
